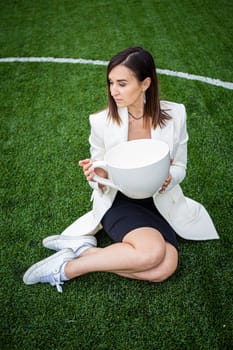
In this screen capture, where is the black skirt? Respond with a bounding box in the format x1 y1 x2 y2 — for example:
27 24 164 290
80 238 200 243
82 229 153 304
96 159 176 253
101 191 178 250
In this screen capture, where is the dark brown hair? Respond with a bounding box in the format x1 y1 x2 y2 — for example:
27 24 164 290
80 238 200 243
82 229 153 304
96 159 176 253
107 47 171 128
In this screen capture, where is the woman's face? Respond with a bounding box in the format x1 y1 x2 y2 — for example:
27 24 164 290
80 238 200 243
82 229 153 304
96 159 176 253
108 64 147 109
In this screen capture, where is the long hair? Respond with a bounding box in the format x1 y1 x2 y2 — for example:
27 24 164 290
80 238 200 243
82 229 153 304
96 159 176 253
106 47 171 128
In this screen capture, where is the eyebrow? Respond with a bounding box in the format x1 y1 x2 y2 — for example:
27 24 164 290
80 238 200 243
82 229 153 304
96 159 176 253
108 78 128 82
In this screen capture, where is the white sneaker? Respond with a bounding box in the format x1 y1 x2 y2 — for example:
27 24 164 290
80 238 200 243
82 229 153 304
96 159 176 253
42 235 97 253
23 248 76 293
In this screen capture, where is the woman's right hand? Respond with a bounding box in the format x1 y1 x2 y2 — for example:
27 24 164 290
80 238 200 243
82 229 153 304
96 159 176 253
79 159 108 189
79 159 95 182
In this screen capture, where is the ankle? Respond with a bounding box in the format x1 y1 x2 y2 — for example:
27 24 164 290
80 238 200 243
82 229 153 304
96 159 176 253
60 262 69 281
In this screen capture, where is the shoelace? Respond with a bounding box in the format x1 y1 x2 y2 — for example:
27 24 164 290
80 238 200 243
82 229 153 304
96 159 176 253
40 273 64 293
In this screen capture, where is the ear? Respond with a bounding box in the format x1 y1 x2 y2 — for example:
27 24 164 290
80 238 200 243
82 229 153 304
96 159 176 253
142 77 151 92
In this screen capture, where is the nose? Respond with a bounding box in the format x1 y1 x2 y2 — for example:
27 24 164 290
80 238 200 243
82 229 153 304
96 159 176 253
110 84 119 97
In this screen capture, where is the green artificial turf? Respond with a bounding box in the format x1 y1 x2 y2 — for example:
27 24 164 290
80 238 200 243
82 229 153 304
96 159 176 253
1 1 233 349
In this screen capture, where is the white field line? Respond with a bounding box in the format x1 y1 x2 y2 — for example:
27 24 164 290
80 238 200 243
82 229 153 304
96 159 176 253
0 56 233 90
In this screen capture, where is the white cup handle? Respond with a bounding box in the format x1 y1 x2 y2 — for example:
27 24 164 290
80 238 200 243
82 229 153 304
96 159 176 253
92 160 118 190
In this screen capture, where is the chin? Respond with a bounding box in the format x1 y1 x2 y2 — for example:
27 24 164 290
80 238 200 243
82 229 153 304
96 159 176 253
115 101 126 107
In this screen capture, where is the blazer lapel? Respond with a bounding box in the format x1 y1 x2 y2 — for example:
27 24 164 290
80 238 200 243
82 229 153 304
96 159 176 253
118 107 129 141
104 107 129 150
151 120 174 159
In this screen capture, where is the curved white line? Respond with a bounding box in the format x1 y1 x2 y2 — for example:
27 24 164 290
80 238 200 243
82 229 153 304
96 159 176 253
0 56 233 90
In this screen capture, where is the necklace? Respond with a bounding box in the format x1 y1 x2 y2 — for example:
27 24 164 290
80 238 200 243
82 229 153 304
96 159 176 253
128 111 144 120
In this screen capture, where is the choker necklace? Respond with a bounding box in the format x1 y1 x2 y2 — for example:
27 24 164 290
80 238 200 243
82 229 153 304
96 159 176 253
128 111 144 120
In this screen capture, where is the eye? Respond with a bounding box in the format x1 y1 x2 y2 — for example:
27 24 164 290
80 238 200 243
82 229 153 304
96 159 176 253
119 82 126 87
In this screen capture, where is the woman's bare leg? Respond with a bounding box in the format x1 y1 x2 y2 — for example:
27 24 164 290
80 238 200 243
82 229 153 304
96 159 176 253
80 241 177 282
116 242 178 282
64 228 178 282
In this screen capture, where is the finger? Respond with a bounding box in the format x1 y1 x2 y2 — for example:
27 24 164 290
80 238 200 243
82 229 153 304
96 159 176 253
83 163 93 174
80 160 93 173
86 170 95 181
165 175 172 184
79 159 90 166
85 165 94 176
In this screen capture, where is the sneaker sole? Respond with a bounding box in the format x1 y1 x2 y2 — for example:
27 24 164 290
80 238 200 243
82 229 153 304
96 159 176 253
23 248 74 285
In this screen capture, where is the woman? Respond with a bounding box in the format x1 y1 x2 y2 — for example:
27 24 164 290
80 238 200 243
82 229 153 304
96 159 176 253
23 47 219 293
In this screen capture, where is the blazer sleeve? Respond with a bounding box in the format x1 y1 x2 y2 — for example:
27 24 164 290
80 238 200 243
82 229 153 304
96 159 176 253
89 115 105 157
88 113 106 191
166 104 189 191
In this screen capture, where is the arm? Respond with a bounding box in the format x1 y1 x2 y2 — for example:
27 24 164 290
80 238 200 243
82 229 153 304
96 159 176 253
161 104 188 192
79 113 108 191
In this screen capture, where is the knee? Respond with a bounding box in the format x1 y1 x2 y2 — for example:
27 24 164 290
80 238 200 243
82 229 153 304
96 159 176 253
137 245 166 271
150 255 178 282
152 263 178 282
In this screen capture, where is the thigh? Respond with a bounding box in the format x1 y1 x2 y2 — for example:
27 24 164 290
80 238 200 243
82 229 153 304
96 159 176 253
123 226 165 251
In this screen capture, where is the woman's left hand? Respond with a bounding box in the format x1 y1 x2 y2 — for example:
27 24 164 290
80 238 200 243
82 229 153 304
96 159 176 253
159 159 173 193
159 174 172 193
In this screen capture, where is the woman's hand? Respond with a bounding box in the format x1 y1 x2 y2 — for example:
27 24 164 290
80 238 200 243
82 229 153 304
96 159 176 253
79 159 95 182
159 174 172 193
159 158 173 193
79 159 108 189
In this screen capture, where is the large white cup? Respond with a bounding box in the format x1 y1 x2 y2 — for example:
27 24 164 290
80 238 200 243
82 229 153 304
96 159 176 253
92 139 170 199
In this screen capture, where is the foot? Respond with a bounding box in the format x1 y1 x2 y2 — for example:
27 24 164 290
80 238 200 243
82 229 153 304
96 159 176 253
42 235 97 253
23 248 76 293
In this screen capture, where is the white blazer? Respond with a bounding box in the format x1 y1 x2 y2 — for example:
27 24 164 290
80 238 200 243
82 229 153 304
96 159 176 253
61 101 219 241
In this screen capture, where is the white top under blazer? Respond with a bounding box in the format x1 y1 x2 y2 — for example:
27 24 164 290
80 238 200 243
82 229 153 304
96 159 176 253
61 101 219 241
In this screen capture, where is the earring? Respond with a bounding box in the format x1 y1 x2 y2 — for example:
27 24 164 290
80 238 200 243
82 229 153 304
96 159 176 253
144 92 146 104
